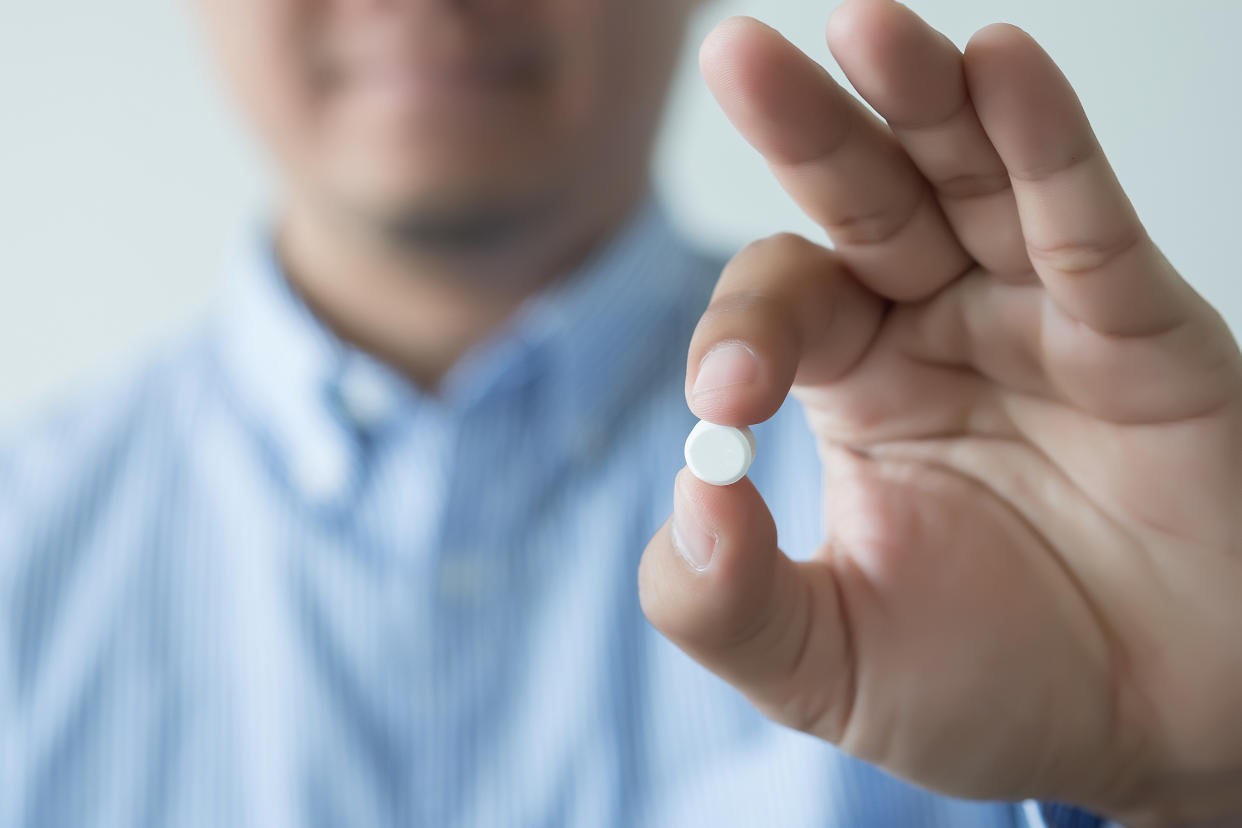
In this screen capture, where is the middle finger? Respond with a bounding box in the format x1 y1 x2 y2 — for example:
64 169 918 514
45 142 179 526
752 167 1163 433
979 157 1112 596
825 0 1033 280
700 17 972 301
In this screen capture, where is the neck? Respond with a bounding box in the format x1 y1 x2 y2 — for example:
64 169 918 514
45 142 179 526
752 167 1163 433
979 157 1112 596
275 178 648 391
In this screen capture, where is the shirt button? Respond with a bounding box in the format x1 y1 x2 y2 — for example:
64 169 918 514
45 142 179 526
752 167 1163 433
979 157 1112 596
291 443 351 503
338 365 396 428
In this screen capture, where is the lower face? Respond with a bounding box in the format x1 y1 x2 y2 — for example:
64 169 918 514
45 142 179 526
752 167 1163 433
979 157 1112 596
196 0 692 243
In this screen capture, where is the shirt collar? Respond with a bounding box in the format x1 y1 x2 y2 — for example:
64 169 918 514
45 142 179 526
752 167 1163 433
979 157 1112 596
211 196 712 510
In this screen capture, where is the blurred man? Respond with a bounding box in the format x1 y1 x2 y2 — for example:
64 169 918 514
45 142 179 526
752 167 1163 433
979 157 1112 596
3 0 1241 826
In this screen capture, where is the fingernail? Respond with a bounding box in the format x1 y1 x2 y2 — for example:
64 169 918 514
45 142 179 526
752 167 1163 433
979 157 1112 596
693 341 760 400
672 473 717 571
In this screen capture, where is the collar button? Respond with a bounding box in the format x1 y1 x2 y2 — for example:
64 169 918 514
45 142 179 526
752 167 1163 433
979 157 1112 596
291 443 351 503
337 366 397 429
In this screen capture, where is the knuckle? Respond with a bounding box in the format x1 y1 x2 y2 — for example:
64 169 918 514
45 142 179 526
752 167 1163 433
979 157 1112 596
712 588 777 652
824 190 924 247
933 170 1012 201
1025 229 1145 276
771 687 838 737
714 235 839 311
731 232 822 269
697 291 803 359
702 289 784 322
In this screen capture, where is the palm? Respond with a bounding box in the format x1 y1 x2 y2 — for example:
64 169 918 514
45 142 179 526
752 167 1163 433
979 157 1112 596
640 1 1242 821
795 277 1240 803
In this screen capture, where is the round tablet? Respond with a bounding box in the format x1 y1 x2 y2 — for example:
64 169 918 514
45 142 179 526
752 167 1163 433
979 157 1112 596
683 420 757 486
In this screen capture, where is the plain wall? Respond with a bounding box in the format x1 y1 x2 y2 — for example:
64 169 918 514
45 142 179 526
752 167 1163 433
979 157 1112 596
3 0 1240 426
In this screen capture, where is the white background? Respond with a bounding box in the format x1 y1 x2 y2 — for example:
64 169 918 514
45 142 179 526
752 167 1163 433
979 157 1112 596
3 0 1240 426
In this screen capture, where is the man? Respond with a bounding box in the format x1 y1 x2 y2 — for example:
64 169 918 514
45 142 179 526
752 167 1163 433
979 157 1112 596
2 0 1240 825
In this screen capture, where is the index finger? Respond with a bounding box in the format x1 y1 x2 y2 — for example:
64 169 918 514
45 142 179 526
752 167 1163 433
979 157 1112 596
686 233 884 427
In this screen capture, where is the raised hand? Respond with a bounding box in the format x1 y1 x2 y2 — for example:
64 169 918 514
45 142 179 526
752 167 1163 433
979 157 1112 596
638 2 1242 825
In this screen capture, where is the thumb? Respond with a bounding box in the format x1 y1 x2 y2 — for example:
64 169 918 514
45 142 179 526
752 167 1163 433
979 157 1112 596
638 467 855 744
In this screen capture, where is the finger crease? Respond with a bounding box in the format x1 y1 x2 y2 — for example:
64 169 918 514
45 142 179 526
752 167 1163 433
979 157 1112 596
830 187 928 248
1007 141 1101 183
1026 229 1146 278
886 90 972 134
933 170 1013 201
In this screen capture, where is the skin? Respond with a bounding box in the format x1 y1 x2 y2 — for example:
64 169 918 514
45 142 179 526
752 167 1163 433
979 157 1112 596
194 0 1242 824
638 2 1242 826
193 0 699 388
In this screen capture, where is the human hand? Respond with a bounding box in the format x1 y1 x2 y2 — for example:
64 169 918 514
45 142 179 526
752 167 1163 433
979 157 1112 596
637 2 1242 825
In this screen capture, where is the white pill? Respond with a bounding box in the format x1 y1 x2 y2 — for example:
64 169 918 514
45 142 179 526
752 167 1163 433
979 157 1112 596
683 420 757 486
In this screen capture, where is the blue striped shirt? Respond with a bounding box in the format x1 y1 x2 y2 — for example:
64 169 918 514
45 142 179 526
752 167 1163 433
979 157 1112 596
1 200 1095 826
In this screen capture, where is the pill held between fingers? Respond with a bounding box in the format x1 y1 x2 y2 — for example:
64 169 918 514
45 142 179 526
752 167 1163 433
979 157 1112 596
683 419 757 486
